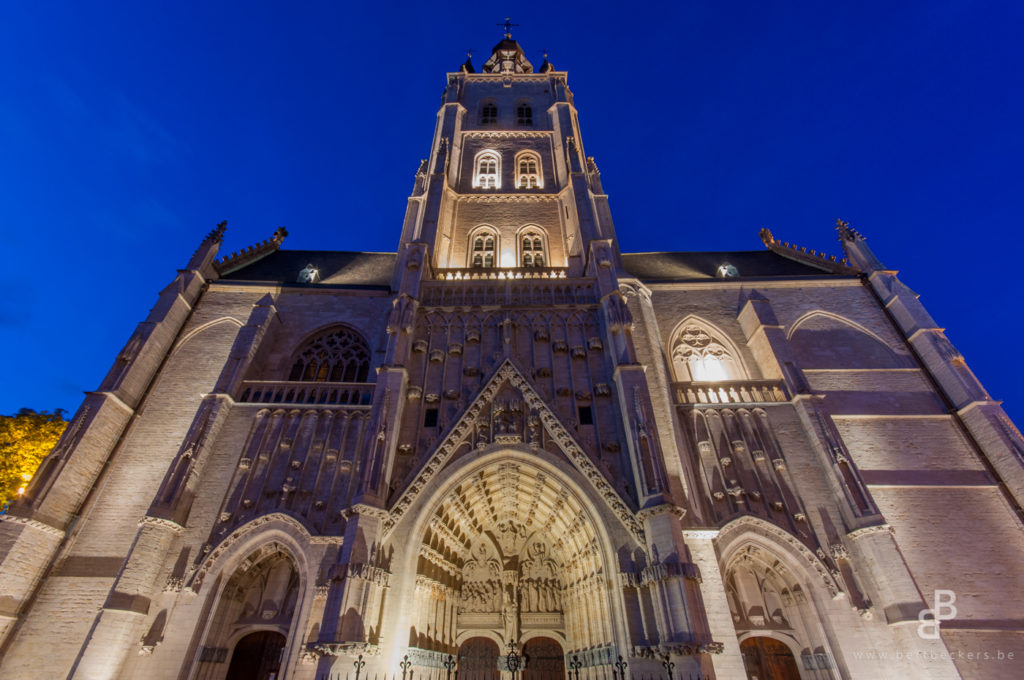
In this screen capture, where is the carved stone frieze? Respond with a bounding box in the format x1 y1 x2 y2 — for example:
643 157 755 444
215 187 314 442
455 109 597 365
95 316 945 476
0 514 65 538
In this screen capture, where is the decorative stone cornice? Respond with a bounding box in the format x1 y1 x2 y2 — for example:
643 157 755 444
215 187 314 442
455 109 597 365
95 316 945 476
636 504 686 522
681 529 720 540
307 642 380 658
0 514 65 538
344 503 391 523
139 515 185 534
846 523 893 541
456 193 561 203
462 130 552 139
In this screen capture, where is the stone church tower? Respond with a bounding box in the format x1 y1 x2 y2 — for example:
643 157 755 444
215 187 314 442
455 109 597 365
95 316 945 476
2 30 1023 680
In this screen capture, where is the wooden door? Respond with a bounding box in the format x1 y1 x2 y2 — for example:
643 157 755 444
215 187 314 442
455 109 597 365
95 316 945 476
739 636 801 680
458 637 500 680
224 630 286 680
522 637 564 680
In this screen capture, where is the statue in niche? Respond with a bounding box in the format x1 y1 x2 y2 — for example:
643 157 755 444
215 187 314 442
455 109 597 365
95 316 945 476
502 587 519 642
493 398 523 444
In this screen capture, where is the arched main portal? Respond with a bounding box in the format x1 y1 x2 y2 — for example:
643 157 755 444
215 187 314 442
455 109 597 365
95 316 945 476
224 631 286 680
740 636 800 680
407 456 616 667
522 636 565 680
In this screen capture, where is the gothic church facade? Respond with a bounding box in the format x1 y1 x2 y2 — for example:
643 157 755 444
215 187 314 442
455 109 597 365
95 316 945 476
2 34 1024 680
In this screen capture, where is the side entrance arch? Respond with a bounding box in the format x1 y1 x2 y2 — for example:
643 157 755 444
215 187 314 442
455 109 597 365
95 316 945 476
224 631 286 680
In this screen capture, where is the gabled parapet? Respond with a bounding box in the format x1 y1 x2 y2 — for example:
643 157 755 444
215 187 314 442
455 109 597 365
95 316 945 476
759 227 857 274
215 226 289 276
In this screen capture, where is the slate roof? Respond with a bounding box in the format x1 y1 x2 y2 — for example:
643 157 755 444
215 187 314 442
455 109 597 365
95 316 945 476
219 248 840 288
621 250 837 281
219 250 396 287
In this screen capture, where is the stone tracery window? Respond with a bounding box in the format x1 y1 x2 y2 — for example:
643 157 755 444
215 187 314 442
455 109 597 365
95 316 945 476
672 325 736 382
470 229 498 268
473 150 501 189
515 151 542 189
288 326 371 383
520 230 546 267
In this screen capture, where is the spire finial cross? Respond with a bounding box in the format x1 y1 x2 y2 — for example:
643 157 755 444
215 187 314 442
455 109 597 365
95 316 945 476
497 17 519 39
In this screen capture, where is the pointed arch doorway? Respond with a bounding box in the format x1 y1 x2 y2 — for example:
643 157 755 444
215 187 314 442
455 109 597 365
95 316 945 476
522 637 565 680
224 630 286 680
406 454 619 675
739 637 800 680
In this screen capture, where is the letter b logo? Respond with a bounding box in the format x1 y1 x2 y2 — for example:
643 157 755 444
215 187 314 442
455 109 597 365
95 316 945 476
918 590 957 639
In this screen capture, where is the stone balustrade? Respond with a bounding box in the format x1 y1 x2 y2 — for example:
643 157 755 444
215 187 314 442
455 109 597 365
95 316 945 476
672 380 789 405
435 266 568 281
238 380 373 407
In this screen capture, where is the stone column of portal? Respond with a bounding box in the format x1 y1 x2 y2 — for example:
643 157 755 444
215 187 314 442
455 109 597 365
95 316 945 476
736 294 927 625
67 294 279 680
681 530 746 680
314 507 390 680
637 506 710 678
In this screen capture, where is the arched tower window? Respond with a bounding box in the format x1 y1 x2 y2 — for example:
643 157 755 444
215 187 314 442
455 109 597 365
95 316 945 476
470 228 498 268
515 151 543 189
288 326 371 383
516 101 533 126
671 324 739 382
473 151 501 189
519 228 547 267
480 100 498 125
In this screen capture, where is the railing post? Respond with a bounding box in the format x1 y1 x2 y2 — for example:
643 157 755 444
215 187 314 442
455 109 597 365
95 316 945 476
614 655 628 680
661 654 674 680
568 654 582 680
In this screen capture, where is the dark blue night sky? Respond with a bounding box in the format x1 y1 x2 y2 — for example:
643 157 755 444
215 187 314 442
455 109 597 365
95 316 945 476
2 2 1022 425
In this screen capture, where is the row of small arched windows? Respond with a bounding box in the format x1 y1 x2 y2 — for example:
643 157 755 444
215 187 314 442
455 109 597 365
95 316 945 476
469 231 546 268
472 150 542 190
480 101 533 127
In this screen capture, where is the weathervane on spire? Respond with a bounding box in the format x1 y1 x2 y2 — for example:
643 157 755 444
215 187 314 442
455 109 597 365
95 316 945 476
497 17 519 39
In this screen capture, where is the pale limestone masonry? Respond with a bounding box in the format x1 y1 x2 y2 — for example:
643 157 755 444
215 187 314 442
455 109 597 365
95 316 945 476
2 35 1023 680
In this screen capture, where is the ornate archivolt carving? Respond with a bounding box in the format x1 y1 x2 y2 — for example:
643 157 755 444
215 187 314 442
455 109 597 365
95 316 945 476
385 359 643 541
187 512 338 593
718 516 842 599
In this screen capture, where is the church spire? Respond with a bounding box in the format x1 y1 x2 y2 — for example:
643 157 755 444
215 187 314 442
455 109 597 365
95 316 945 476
482 18 533 73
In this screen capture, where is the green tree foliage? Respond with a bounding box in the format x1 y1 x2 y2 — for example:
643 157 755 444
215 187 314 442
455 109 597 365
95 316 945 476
0 409 67 507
